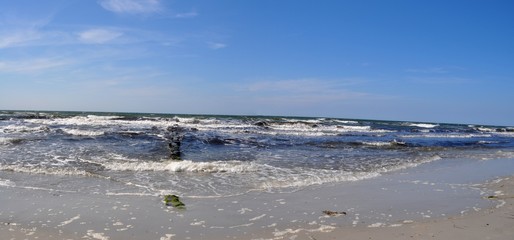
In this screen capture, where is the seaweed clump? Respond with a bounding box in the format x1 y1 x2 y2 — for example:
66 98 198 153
322 210 347 217
164 194 186 209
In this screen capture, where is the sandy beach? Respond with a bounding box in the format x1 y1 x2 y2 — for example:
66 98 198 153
310 176 514 240
1 157 514 240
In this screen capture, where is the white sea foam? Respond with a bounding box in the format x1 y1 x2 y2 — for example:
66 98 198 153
375 155 442 173
94 156 442 193
262 123 391 137
22 114 396 139
0 137 11 145
336 125 372 131
105 192 156 196
478 150 514 161
333 119 359 124
0 164 91 176
476 127 496 132
408 123 439 128
281 118 324 123
86 230 110 240
1 155 443 195
258 170 381 190
401 133 492 138
478 140 500 144
272 224 336 237
362 141 393 147
86 115 121 120
0 178 15 187
493 131 514 137
58 214 81 227
368 222 386 228
62 128 104 136
266 123 336 136
249 214 267 221
100 160 260 173
1 125 49 133
474 127 514 137
27 115 141 127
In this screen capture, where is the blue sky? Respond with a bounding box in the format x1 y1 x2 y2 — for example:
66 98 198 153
1 0 513 126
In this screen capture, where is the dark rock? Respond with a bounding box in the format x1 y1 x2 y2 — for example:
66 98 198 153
322 210 347 216
255 121 270 127
206 137 229 145
166 125 184 160
167 125 185 132
169 141 181 160
205 137 240 145
9 138 27 145
391 139 407 146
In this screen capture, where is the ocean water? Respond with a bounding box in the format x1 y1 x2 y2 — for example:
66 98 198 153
1 110 514 198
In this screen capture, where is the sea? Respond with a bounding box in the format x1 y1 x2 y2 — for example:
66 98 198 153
1 110 514 198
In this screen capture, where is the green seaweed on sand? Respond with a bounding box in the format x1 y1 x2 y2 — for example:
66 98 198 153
164 194 186 209
485 195 514 200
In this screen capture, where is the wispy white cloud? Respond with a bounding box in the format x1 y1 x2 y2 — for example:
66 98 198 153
405 66 465 74
175 10 198 19
0 16 119 49
240 78 386 104
245 79 357 93
0 29 41 48
0 58 72 73
0 28 77 49
405 67 448 74
99 0 162 14
245 79 316 93
407 76 474 85
78 28 123 44
207 42 227 50
0 16 51 48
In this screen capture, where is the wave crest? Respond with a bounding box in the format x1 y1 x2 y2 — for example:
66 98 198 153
100 160 260 173
0 164 91 176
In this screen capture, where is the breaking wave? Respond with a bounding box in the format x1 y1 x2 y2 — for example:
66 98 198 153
1 111 513 197
406 123 439 128
61 128 105 137
0 164 92 176
99 160 261 173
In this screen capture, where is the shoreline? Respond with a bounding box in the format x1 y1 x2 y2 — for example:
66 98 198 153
1 157 514 239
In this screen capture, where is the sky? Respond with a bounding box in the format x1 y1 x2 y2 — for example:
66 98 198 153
0 0 513 126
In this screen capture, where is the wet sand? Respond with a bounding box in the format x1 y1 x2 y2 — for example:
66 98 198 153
309 176 514 240
1 157 514 239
